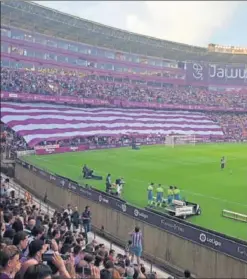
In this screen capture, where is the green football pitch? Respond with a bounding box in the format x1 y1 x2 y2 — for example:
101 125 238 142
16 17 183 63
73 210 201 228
23 144 247 241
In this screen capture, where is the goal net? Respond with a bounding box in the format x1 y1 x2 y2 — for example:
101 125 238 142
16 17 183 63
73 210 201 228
165 134 196 147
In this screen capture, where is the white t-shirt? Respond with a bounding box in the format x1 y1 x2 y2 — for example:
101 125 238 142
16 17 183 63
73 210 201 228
116 184 121 194
64 209 73 222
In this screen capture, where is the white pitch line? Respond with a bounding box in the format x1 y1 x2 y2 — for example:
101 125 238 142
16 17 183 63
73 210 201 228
27 155 247 209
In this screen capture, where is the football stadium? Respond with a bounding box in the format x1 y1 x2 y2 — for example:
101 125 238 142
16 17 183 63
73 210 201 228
1 0 247 278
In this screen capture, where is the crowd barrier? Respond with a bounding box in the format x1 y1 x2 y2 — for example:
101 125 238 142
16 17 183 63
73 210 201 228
15 158 247 263
2 91 247 112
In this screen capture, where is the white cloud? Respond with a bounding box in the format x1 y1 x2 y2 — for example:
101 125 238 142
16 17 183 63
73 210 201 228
35 1 241 46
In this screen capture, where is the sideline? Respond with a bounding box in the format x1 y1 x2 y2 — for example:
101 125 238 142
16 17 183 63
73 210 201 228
1 173 172 279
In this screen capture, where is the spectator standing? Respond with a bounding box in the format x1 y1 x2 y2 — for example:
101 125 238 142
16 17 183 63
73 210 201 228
82 206 91 243
71 206 80 231
129 226 143 266
64 204 73 220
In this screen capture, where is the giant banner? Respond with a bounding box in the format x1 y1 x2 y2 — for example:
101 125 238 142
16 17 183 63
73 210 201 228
186 62 247 86
16 158 247 263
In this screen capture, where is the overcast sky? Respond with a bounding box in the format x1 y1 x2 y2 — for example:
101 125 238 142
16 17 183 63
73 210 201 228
35 1 247 47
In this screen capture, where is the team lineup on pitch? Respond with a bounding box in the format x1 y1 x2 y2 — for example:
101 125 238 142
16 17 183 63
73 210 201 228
23 143 247 241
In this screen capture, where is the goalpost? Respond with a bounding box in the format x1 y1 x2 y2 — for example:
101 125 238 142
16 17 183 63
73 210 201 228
165 134 196 148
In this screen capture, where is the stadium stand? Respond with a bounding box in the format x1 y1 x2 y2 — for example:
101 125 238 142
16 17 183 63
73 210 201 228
0 173 172 279
1 69 247 109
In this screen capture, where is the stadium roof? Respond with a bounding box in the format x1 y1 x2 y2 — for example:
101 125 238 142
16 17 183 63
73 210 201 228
1 0 247 63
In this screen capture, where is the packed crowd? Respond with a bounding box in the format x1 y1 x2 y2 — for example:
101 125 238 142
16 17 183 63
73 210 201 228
2 176 184 279
0 125 30 160
1 68 247 109
209 113 247 141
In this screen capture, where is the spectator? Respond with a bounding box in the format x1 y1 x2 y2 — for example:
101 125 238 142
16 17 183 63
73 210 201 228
184 270 191 278
3 213 14 231
129 227 143 266
108 249 115 263
100 260 120 279
25 217 36 232
82 206 91 242
19 239 48 276
13 231 28 257
94 255 104 270
12 219 24 233
23 264 52 279
3 229 15 241
0 245 21 279
64 205 73 221
71 207 80 231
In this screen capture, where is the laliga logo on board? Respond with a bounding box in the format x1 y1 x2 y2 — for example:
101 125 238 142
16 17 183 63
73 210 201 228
134 209 149 219
199 233 222 247
199 233 207 243
134 209 139 217
99 195 102 202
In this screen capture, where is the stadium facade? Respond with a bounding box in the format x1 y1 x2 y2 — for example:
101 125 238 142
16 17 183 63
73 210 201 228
1 0 247 90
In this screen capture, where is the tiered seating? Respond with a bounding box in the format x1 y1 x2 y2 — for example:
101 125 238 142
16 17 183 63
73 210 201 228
1 68 247 109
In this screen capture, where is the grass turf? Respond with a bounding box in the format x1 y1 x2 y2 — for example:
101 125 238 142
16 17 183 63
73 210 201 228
23 144 247 241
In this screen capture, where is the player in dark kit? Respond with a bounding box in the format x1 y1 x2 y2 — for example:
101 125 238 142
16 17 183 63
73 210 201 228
220 156 226 170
